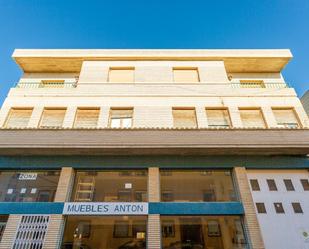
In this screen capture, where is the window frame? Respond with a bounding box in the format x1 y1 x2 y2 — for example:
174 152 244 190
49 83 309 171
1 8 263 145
283 179 295 191
256 202 267 214
271 107 301 128
250 179 260 191
205 107 232 128
239 107 268 128
274 202 285 214
300 179 309 191
267 179 278 191
172 107 198 128
39 108 67 128
4 108 33 128
172 67 200 83
291 202 303 214
108 67 135 83
108 108 134 128
73 107 100 128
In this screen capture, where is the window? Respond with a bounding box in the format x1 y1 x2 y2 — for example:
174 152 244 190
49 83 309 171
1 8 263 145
40 80 65 88
274 203 285 213
160 170 236 202
239 108 266 128
114 221 130 237
74 108 100 128
108 68 134 83
109 108 133 128
240 80 265 88
283 179 295 191
300 179 309 191
4 108 33 128
63 216 147 249
173 68 199 83
206 108 231 128
272 108 300 128
256 203 267 213
0 171 60 202
0 216 8 242
161 216 247 249
72 170 147 202
162 220 175 237
172 108 197 128
250 179 260 191
292 202 303 214
39 108 66 128
267 179 278 191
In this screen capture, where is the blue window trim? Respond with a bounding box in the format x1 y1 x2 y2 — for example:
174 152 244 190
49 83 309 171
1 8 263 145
0 202 244 215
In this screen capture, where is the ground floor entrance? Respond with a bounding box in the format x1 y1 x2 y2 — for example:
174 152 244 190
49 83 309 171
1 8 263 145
161 216 247 249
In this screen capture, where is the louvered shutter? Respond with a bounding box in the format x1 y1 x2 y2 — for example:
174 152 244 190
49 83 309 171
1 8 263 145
272 109 299 128
40 109 66 128
4 109 33 128
173 109 197 128
239 109 266 128
109 69 134 83
74 109 100 128
173 69 199 83
206 109 231 127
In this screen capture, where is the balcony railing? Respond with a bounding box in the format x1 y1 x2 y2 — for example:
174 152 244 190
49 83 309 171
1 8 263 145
231 82 289 88
14 82 290 89
15 82 77 88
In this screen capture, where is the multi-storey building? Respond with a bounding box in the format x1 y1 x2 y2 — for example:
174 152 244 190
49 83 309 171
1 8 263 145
0 49 308 249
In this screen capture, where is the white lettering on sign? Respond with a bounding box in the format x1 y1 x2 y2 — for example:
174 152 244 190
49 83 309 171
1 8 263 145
63 202 148 215
18 173 37 180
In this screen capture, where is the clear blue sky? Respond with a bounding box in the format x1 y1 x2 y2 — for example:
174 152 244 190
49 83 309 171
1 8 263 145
0 1 308 105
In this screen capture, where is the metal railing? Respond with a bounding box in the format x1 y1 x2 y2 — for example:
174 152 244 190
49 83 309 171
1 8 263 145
15 82 77 88
14 81 290 89
231 82 290 88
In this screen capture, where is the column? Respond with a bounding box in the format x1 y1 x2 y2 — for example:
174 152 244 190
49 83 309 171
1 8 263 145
0 215 22 249
228 106 243 128
27 106 44 128
62 106 77 128
261 106 277 128
43 167 75 249
97 106 109 128
147 167 161 249
196 106 208 128
233 167 265 249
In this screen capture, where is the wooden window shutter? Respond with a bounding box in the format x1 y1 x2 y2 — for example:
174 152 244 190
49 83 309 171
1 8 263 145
4 108 33 128
272 108 299 128
239 109 266 128
108 68 134 83
74 109 100 128
173 68 199 83
173 109 197 128
206 109 231 127
40 109 66 128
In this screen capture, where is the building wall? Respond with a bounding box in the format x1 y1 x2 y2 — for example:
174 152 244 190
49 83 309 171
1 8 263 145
301 90 309 117
247 170 309 249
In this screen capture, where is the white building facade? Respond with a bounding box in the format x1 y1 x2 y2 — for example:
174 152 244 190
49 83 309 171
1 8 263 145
0 49 308 249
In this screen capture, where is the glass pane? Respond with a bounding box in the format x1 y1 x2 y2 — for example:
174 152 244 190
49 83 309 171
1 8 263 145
40 109 66 128
5 109 33 128
206 109 231 127
161 216 247 249
173 109 197 128
72 170 148 202
239 109 266 128
160 170 236 202
122 118 132 128
0 171 60 202
111 118 121 128
74 109 99 128
62 216 147 249
272 109 299 128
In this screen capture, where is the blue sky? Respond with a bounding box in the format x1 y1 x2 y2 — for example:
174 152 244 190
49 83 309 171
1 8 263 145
0 1 308 105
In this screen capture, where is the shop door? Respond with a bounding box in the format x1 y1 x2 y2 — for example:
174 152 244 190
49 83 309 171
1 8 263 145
180 218 204 247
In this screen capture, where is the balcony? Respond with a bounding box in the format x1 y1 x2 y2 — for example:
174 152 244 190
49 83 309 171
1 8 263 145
0 128 308 156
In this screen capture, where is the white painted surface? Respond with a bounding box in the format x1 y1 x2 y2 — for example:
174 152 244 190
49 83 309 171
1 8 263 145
247 170 309 249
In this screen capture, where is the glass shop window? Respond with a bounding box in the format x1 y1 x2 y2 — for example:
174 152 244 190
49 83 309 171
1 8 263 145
0 171 60 202
72 170 148 202
0 216 8 242
161 216 247 249
160 170 236 202
62 216 147 249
